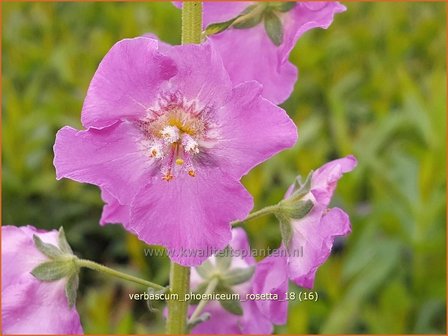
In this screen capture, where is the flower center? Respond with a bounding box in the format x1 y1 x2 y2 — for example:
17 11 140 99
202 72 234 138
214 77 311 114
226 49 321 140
137 92 212 182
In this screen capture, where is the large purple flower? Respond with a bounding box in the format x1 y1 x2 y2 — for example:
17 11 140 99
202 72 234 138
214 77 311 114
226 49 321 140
189 228 288 334
273 155 357 289
175 2 346 104
54 37 297 266
1 226 83 334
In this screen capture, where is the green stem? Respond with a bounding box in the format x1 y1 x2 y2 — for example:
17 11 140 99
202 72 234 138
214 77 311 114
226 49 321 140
181 2 203 44
165 3 203 334
232 204 279 226
188 277 219 324
166 263 191 334
76 259 164 290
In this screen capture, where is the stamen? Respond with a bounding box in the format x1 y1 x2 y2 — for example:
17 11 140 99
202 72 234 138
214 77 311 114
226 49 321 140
182 134 200 154
188 169 196 177
149 143 163 159
160 125 180 143
176 158 184 165
162 171 174 181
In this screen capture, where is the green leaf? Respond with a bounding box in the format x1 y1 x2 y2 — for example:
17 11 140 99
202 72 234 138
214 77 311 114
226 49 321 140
31 259 75 282
205 19 236 36
58 227 73 254
33 234 63 259
221 266 255 286
65 272 79 307
216 285 243 316
264 11 283 46
215 246 232 272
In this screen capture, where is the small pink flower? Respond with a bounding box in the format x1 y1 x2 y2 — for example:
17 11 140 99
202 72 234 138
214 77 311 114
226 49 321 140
54 37 297 266
272 155 357 289
175 2 346 104
1 226 83 334
189 228 288 334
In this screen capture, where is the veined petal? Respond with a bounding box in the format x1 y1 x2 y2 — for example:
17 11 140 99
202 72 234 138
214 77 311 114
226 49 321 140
288 207 351 288
253 252 289 324
81 37 177 128
209 27 298 104
280 2 347 62
160 41 233 106
311 155 357 207
54 122 152 205
196 2 345 104
129 169 253 266
100 190 130 227
213 81 298 180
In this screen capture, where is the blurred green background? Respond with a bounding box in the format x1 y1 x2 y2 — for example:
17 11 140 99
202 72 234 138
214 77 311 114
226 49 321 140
2 2 446 334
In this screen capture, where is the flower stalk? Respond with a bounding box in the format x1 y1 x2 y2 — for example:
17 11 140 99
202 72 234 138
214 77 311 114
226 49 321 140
76 259 164 290
166 2 202 334
181 2 203 44
232 203 280 226
188 276 219 323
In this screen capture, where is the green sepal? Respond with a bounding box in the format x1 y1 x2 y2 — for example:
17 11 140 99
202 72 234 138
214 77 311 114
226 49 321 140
195 259 214 280
232 8 263 29
216 285 243 316
286 199 314 220
33 235 64 259
146 287 167 312
65 272 79 307
31 259 76 282
215 246 232 272
289 171 313 201
221 265 255 286
58 227 73 254
190 282 209 305
264 11 284 46
205 19 236 36
277 213 293 248
273 2 297 12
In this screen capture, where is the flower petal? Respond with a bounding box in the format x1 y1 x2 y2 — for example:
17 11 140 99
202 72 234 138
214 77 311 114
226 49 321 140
190 302 241 334
99 190 130 227
208 26 298 104
81 37 177 128
280 2 347 62
201 2 345 104
229 227 255 265
311 155 357 207
54 122 153 205
129 169 253 266
288 207 351 288
252 252 289 324
213 81 298 179
159 41 233 107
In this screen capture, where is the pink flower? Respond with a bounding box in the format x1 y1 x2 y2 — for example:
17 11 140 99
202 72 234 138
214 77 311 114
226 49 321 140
275 155 357 289
1 226 83 334
175 2 346 104
54 37 297 266
189 228 288 334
